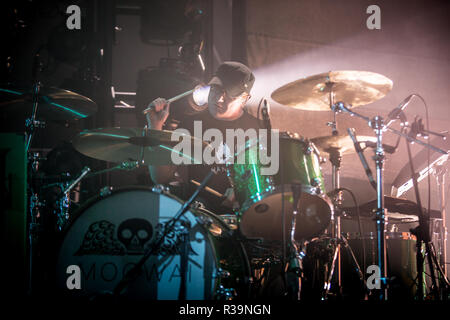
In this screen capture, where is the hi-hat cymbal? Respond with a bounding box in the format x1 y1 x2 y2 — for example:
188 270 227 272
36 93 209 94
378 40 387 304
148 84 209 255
271 71 393 111
311 134 377 155
72 127 212 165
0 85 97 121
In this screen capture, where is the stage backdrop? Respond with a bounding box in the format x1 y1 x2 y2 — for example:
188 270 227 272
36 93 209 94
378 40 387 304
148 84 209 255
243 0 450 262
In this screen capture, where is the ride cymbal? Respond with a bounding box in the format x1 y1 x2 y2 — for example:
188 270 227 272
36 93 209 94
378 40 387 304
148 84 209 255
271 70 393 111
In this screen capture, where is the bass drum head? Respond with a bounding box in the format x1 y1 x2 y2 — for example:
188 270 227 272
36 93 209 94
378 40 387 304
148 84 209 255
240 187 332 241
55 187 244 300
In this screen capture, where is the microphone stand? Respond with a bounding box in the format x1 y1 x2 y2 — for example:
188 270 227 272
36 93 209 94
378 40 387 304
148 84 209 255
27 52 45 295
434 165 448 280
404 119 450 300
336 102 449 300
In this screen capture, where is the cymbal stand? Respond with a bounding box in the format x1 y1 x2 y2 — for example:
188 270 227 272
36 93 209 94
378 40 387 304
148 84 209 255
323 82 344 297
26 54 45 294
287 184 305 300
328 150 343 292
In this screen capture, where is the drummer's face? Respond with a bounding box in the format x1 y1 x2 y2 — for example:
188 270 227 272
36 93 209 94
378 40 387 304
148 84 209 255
208 85 249 120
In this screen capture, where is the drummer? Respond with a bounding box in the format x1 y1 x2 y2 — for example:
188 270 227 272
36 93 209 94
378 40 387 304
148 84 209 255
146 61 262 214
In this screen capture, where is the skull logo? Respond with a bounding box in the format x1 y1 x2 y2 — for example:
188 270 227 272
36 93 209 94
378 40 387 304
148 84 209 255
117 218 153 254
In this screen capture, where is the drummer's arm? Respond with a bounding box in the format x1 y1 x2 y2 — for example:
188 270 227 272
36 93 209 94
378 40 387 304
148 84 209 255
145 97 178 185
149 165 177 185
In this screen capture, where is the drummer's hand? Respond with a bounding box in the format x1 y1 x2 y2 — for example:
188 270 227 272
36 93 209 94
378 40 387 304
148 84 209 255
147 98 170 130
221 187 238 209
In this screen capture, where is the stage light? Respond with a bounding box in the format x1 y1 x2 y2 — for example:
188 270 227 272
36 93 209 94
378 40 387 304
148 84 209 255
192 85 210 106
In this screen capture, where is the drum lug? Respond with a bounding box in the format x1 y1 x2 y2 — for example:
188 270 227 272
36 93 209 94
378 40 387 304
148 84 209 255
215 285 236 300
304 143 314 155
195 214 213 228
310 178 320 187
99 186 113 197
216 268 231 279
151 184 169 194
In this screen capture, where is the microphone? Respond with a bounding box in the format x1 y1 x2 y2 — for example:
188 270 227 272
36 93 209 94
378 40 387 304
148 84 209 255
261 99 271 130
385 94 414 128
347 128 377 190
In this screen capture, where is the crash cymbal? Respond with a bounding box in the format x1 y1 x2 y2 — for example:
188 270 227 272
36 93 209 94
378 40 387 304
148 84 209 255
0 85 97 121
72 127 212 165
271 71 393 110
311 134 377 155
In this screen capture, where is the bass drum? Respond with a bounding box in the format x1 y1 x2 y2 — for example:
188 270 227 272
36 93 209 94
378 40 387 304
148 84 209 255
55 187 250 300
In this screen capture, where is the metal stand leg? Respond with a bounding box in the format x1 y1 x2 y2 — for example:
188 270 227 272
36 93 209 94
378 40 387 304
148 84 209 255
287 184 304 300
372 116 388 300
329 151 343 296
434 166 448 279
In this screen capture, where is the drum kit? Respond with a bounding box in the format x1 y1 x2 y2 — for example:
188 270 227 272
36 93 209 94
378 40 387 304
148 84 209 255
3 69 449 301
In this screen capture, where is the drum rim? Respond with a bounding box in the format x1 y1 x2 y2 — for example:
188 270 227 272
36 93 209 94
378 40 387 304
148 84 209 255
60 185 235 236
238 183 333 216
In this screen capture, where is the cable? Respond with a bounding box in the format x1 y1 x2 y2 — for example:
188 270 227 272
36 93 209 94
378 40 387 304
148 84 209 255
409 94 431 226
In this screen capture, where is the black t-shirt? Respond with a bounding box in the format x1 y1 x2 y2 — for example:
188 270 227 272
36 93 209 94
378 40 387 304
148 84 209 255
170 108 263 214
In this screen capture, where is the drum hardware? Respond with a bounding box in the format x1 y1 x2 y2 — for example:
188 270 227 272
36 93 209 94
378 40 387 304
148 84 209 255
84 160 140 179
321 149 348 299
99 185 114 197
321 86 347 298
335 99 450 300
285 183 305 300
0 53 98 293
112 170 216 297
322 234 367 300
61 166 91 196
403 119 449 300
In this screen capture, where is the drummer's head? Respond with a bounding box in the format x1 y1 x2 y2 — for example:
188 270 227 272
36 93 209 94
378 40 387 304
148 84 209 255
207 61 254 120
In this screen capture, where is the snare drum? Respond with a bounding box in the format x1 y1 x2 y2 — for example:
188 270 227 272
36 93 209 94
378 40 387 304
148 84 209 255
55 187 250 300
229 133 332 241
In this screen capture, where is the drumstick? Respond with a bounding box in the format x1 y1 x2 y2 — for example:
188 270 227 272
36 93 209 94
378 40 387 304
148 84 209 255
190 179 223 198
142 89 195 115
